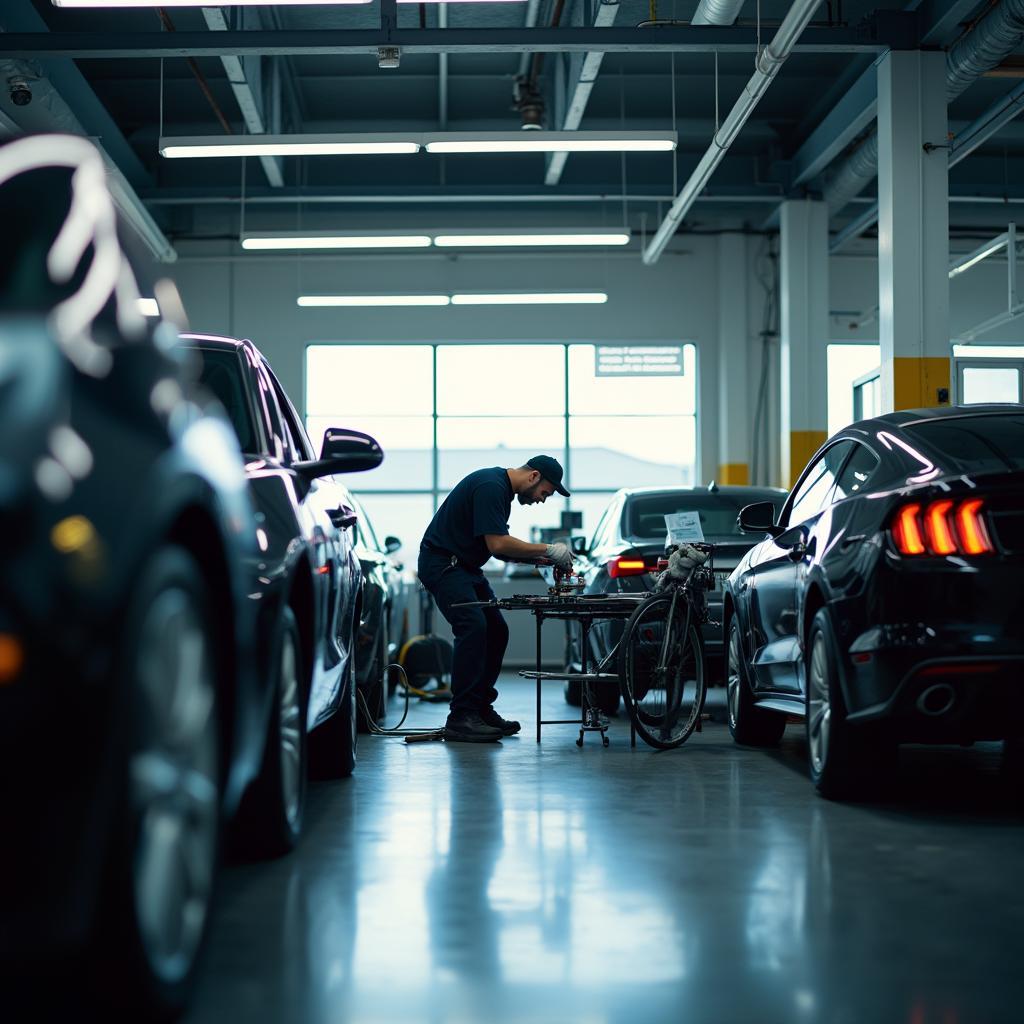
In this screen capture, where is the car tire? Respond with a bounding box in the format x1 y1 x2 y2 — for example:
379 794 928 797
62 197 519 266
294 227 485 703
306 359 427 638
563 675 619 714
564 676 583 707
309 646 357 779
1002 737 1024 811
232 606 308 859
726 616 786 747
357 620 387 733
95 546 222 1020
806 608 893 800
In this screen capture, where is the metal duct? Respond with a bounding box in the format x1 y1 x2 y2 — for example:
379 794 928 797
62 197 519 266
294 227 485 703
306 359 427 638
692 0 746 25
824 0 1024 216
643 0 820 264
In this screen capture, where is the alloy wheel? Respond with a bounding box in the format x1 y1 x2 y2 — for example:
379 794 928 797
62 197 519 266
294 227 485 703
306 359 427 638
278 631 303 831
129 587 219 987
727 626 742 729
808 632 831 774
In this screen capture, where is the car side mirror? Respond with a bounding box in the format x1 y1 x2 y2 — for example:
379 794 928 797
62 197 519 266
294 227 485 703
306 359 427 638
737 501 783 538
570 535 589 556
294 428 383 482
384 535 402 554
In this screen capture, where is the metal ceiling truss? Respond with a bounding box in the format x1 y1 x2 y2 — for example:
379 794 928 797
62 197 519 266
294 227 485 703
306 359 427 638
0 21 911 60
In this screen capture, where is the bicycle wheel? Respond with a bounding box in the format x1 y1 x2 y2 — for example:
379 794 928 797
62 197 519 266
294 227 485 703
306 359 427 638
618 592 707 750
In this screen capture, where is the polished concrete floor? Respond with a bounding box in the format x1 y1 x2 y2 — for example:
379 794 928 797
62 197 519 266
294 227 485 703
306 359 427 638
187 675 1024 1024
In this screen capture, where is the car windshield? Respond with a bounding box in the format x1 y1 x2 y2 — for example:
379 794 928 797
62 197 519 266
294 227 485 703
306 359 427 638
904 413 1024 474
195 347 260 455
624 492 781 542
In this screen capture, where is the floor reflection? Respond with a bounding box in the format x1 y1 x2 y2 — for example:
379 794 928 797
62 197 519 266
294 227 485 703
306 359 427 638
185 680 1024 1024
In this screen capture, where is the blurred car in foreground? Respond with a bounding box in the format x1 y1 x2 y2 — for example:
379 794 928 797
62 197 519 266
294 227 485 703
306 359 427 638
566 484 787 712
0 135 261 1018
181 334 383 805
725 406 1024 799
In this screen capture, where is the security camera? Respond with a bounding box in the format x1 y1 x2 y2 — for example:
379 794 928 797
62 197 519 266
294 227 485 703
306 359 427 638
8 77 32 107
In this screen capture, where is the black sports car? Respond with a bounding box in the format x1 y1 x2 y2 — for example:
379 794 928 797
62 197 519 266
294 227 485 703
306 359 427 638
724 406 1024 798
0 135 263 1017
181 334 382 827
567 484 787 712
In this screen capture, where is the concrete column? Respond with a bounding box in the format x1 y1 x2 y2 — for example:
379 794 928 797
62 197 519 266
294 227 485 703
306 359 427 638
877 50 950 412
780 199 829 488
716 233 750 484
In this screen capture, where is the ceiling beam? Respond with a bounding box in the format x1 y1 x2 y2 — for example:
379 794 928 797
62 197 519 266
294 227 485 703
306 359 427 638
201 8 284 187
0 25 900 60
545 0 622 187
918 0 988 46
788 63 877 188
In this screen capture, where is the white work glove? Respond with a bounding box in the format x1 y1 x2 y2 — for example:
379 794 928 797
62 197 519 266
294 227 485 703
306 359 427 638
545 542 573 571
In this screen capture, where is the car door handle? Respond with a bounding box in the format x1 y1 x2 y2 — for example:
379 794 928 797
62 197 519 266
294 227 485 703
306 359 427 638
839 534 866 550
329 505 358 530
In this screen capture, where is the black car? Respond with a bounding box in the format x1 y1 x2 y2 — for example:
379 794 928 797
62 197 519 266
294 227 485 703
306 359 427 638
0 135 265 1017
724 406 1024 798
181 334 382 834
567 484 787 712
334 485 405 730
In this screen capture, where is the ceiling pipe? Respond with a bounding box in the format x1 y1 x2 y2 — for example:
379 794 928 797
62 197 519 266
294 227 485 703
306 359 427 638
642 0 820 265
824 0 1024 224
692 0 746 25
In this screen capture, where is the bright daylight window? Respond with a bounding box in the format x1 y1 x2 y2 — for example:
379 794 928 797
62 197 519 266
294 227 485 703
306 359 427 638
306 342 697 568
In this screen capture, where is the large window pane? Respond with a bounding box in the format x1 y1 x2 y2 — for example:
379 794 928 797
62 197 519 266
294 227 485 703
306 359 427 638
437 345 564 415
346 492 435 569
568 344 695 416
306 414 432 490
306 344 433 417
827 344 880 434
569 416 696 488
437 416 564 488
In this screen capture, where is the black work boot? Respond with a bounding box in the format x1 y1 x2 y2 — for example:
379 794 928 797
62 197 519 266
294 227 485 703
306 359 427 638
443 710 503 743
480 706 521 736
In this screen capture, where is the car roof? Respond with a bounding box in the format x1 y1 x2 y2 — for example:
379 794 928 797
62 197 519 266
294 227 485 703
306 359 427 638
180 332 258 354
867 404 1023 428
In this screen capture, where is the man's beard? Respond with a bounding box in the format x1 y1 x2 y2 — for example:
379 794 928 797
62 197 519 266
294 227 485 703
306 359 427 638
518 481 545 505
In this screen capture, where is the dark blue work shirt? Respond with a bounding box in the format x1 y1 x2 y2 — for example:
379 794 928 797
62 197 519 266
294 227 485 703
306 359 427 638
421 467 513 570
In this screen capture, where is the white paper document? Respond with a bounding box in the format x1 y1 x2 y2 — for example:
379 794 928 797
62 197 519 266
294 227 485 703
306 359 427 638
664 511 705 545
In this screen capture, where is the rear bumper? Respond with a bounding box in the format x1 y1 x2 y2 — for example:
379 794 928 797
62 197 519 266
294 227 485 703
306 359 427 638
839 559 1024 741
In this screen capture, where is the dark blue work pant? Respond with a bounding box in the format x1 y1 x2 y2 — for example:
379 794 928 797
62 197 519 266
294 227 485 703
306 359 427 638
418 551 509 715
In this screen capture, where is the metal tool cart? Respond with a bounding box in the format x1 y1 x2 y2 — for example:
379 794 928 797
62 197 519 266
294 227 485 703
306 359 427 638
455 546 716 750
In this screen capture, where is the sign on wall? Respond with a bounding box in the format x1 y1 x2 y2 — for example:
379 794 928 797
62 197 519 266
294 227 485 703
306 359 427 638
594 345 686 377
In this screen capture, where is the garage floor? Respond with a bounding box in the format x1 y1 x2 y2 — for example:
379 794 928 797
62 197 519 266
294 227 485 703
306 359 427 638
187 674 1024 1024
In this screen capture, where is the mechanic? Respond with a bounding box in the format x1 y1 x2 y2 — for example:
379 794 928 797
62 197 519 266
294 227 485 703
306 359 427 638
418 455 574 743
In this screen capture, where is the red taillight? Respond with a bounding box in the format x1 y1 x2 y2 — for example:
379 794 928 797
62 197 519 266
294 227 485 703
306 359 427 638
608 556 648 579
892 504 926 555
956 498 995 555
923 499 957 556
891 499 995 557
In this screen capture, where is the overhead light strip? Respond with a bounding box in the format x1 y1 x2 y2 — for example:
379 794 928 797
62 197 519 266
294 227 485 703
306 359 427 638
159 131 676 159
241 230 631 250
297 293 608 307
54 0 372 7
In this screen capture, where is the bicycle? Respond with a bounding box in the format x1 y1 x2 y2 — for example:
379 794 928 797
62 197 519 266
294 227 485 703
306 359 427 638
616 543 716 750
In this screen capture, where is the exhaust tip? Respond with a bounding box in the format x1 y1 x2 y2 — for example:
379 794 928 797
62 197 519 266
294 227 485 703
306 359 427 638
917 683 956 717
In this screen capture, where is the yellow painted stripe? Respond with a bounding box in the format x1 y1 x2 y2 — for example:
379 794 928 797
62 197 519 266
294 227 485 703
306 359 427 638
717 463 750 485
789 430 828 488
893 357 951 411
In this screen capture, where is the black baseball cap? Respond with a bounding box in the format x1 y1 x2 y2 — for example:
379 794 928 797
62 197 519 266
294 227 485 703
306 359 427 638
527 455 570 497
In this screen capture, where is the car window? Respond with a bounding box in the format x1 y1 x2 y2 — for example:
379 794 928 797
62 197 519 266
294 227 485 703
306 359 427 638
623 490 786 541
268 368 316 462
254 361 289 462
832 442 880 500
785 441 855 528
195 347 261 456
350 494 380 550
904 414 1024 473
588 500 615 551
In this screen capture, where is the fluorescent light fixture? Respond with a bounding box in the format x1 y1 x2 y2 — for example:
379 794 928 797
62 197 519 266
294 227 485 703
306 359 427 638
55 1 369 7
425 132 677 154
137 298 160 317
434 231 630 247
242 234 432 251
948 235 1008 279
297 295 450 308
160 135 420 159
450 292 608 305
160 132 675 160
